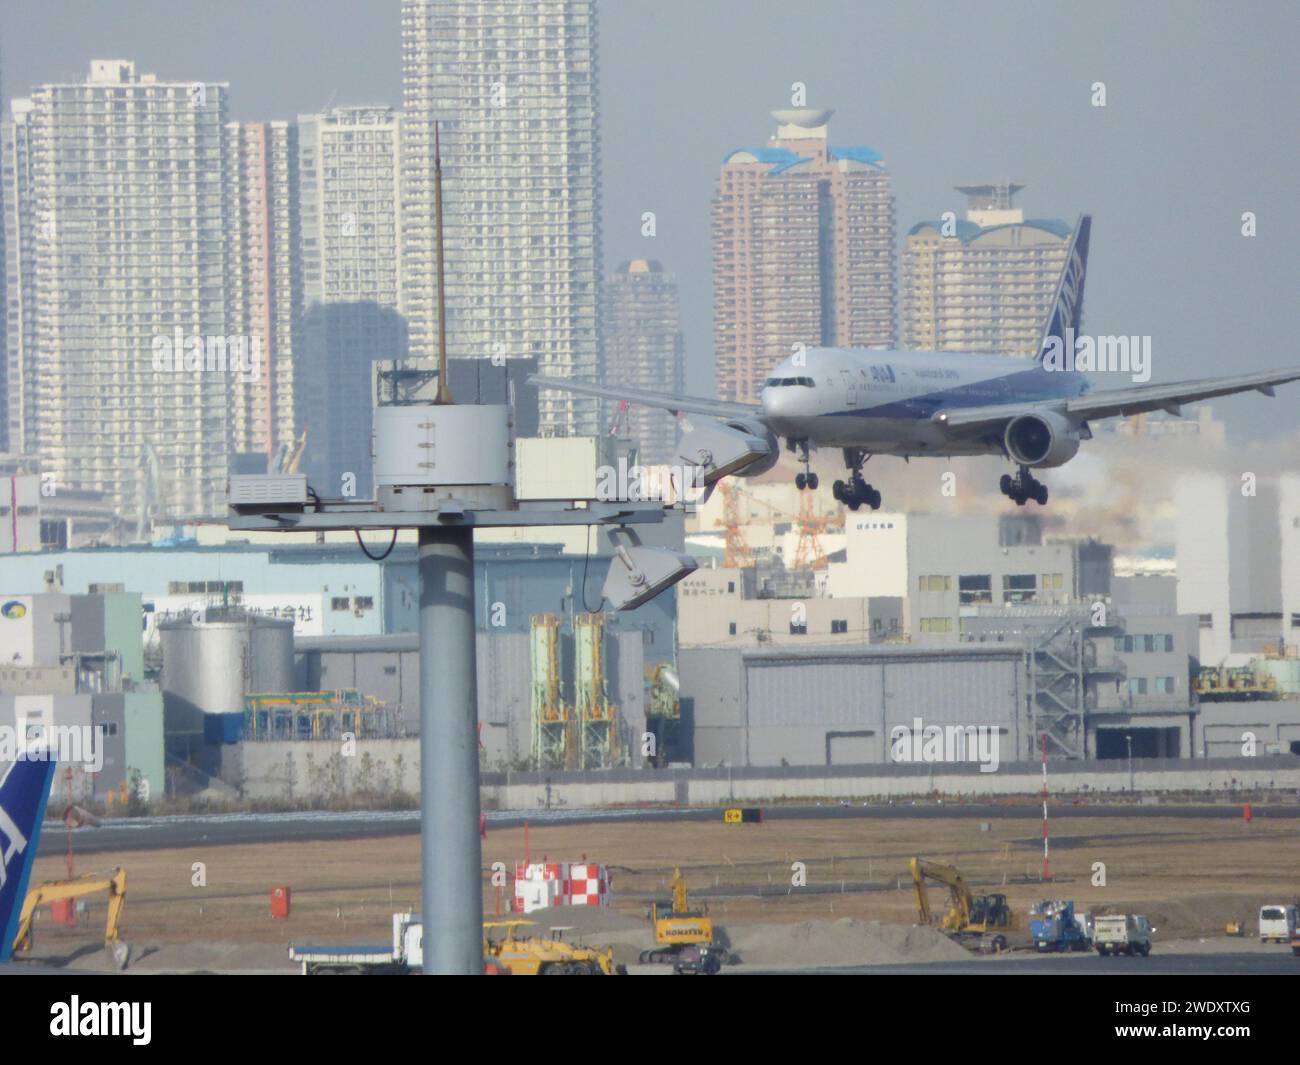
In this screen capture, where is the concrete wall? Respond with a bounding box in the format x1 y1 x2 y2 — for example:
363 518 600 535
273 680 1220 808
227 739 1300 804
229 738 422 801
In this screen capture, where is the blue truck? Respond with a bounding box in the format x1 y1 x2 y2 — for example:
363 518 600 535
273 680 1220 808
1029 900 1090 953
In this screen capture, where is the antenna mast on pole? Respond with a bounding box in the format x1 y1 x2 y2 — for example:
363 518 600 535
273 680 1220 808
433 122 453 405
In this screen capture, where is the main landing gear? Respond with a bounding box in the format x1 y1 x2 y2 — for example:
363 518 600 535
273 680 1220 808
832 448 881 512
793 439 819 491
1001 466 1049 506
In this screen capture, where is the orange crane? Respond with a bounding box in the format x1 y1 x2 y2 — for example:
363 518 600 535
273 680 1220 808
714 481 755 569
715 481 842 571
792 490 839 571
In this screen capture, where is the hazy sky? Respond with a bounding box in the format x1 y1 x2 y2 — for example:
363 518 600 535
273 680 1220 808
3 0 1297 442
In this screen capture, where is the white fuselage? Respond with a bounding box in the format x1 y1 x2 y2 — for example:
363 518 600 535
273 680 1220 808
759 347 1089 456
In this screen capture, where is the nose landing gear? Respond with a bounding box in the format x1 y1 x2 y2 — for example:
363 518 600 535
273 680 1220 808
794 440 818 490
1001 467 1048 506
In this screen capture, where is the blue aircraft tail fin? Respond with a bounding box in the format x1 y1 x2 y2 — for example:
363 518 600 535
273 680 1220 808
0 757 56 961
1034 214 1091 364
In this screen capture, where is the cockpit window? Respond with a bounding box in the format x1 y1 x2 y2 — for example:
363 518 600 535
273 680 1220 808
763 376 815 388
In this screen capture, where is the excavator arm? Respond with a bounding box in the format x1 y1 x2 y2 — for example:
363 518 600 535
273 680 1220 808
671 866 689 913
13 867 127 962
909 858 973 930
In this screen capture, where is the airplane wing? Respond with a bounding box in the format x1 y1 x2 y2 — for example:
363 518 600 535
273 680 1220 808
529 375 763 421
934 366 1300 432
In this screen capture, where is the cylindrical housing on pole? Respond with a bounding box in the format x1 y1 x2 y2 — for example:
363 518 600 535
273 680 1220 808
419 525 482 973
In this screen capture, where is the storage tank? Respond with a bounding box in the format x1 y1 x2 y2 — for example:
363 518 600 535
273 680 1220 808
160 609 295 745
1257 656 1300 696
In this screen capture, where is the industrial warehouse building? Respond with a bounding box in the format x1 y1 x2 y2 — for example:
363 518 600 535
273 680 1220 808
679 644 1030 767
292 628 648 768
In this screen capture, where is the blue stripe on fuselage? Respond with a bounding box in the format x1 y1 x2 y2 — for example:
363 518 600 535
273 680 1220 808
830 364 1088 421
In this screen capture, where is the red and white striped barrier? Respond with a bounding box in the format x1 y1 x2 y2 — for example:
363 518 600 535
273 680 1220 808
513 861 610 912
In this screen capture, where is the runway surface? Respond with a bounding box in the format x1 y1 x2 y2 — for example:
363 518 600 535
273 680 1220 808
761 950 1299 975
38 801 1299 855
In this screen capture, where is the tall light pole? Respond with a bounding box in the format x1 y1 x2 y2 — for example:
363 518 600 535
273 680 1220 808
227 128 693 972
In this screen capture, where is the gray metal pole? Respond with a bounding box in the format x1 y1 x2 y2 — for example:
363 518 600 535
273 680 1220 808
419 525 482 973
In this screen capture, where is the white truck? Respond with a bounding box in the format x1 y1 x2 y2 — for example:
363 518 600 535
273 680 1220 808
289 912 423 974
1258 904 1298 944
1094 914 1153 957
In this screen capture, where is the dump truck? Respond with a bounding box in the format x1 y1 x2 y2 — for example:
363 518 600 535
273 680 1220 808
292 913 613 974
290 912 425 974
1029 900 1090 953
1094 914 1153 956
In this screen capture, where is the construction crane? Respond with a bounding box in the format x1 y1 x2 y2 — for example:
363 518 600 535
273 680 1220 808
714 481 842 571
792 489 839 571
909 857 1014 952
714 481 755 568
640 866 724 974
13 867 130 970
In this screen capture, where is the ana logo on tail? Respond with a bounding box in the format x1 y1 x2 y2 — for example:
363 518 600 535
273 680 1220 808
0 758 57 962
1036 214 1091 362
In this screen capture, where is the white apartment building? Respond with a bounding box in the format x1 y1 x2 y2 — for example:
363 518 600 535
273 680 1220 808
3 60 234 518
400 0 601 435
295 106 404 496
902 184 1071 357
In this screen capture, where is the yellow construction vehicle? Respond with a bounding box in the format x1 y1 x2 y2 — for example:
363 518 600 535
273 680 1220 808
640 866 724 974
482 920 625 975
910 857 1015 953
13 867 130 970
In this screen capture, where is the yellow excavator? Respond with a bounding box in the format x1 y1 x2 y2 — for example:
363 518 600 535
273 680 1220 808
12 867 130 970
910 857 1015 953
641 866 724 974
482 920 625 975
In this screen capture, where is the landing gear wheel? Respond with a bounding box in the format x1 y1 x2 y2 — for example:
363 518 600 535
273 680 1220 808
1001 467 1047 507
832 480 846 502
806 472 819 490
795 472 807 491
868 488 882 510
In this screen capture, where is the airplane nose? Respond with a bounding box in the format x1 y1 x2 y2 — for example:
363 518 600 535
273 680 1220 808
761 386 798 429
762 388 788 416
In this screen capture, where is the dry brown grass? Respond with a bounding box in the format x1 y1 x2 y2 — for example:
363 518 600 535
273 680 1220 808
25 813 1299 954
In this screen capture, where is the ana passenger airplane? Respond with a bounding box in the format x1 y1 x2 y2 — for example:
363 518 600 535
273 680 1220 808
533 215 1300 510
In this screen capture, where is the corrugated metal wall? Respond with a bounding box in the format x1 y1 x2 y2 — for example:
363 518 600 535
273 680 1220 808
685 647 1026 768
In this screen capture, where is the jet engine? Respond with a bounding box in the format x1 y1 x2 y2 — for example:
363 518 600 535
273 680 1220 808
676 419 779 483
1003 410 1081 468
